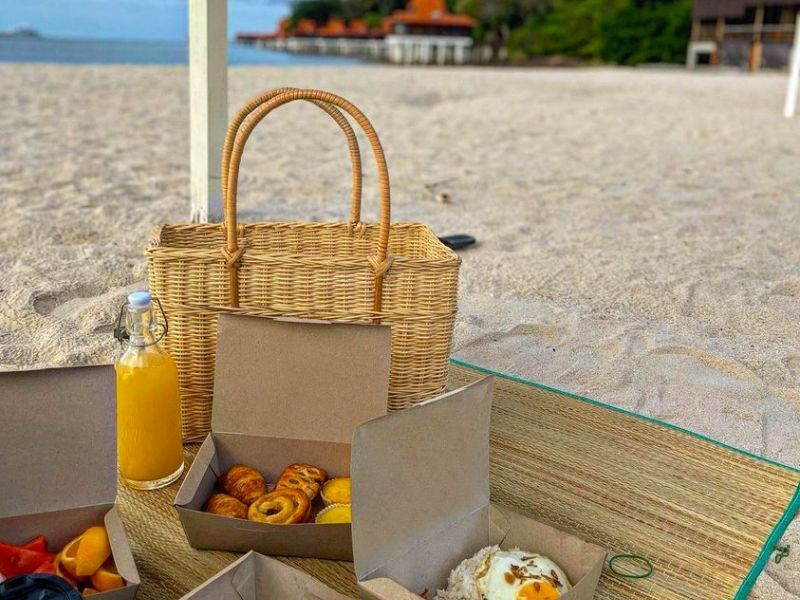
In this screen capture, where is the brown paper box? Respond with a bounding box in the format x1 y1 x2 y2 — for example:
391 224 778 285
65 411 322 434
174 314 392 560
0 366 140 599
351 377 606 600
179 551 350 600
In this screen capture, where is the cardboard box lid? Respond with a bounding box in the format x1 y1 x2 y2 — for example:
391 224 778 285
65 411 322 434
180 551 350 600
351 377 494 582
0 365 117 518
212 314 392 444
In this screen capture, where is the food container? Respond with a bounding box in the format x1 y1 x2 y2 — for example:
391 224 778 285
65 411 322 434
174 314 392 560
350 376 606 599
0 366 140 599
178 551 349 600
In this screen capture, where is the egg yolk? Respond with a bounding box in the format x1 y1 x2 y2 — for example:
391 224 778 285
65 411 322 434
516 580 560 600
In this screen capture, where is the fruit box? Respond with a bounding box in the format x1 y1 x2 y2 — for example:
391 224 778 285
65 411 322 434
179 550 349 600
0 365 140 599
174 314 392 561
351 376 606 600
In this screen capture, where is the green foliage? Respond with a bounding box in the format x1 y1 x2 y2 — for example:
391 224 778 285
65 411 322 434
456 0 550 31
507 0 609 59
289 0 344 24
289 0 405 24
363 11 384 27
600 0 693 64
507 0 691 64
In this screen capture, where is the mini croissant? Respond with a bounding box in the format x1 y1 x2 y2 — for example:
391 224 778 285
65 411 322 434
220 464 267 505
205 493 248 519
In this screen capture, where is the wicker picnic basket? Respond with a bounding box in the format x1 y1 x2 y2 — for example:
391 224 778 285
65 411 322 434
147 88 461 440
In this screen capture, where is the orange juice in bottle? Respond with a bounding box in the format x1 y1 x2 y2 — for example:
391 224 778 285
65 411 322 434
115 291 184 489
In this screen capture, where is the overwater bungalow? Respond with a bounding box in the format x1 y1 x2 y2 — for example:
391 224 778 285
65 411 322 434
236 0 477 65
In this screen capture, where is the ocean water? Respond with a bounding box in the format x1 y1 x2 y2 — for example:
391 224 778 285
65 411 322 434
0 36 361 66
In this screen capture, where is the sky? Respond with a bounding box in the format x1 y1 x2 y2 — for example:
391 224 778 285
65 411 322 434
0 0 288 41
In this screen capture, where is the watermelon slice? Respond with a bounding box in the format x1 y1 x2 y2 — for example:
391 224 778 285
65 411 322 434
0 541 56 578
22 536 47 553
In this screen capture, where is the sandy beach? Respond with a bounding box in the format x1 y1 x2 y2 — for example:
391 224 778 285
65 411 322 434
1 63 799 596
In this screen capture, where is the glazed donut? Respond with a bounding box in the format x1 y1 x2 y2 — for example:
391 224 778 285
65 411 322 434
248 488 310 524
282 463 327 485
277 468 321 500
220 464 267 505
205 493 248 519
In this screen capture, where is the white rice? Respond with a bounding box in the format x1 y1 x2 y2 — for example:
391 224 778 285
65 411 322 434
433 545 500 600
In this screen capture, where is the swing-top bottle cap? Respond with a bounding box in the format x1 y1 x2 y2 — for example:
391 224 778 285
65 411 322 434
128 291 152 309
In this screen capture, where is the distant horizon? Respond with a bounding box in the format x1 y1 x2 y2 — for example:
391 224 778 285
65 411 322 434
0 0 287 42
0 31 260 45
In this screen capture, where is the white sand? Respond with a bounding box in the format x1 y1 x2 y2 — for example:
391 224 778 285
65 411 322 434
0 64 798 597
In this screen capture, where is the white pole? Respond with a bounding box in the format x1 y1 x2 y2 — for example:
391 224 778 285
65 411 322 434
784 13 800 118
189 0 228 222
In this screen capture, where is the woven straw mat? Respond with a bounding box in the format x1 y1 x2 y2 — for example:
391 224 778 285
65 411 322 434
116 360 800 599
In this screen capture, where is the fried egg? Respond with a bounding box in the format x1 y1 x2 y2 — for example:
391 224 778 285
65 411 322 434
475 549 570 600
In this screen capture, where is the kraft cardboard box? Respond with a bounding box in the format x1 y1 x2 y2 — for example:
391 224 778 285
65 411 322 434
174 314 392 561
0 366 140 599
351 377 606 600
180 551 350 600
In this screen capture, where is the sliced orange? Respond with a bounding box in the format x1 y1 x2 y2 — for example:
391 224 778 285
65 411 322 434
74 526 111 577
53 553 79 587
82 587 100 596
56 534 86 581
90 560 124 592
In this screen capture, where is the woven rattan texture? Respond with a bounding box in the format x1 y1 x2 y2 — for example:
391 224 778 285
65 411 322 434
147 88 460 440
117 362 800 599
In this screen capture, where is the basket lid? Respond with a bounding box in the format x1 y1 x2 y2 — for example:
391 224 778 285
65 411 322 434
212 314 391 444
0 365 117 518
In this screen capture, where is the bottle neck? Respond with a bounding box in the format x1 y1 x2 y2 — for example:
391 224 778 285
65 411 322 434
127 306 159 348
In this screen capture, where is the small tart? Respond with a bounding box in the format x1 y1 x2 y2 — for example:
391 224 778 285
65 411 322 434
320 477 351 506
315 503 352 524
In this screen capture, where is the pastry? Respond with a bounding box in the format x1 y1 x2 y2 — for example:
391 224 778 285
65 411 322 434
434 546 571 600
315 503 351 524
282 463 327 485
248 488 311 524
219 464 267 505
320 477 351 506
277 468 321 499
205 493 248 519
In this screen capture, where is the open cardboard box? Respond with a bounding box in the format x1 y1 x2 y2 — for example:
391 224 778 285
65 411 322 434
0 366 140 599
180 551 350 600
351 377 607 600
174 314 392 560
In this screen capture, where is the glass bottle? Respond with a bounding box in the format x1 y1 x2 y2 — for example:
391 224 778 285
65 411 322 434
115 291 184 490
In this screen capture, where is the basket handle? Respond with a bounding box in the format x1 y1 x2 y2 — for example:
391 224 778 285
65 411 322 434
223 88 392 314
220 87 363 227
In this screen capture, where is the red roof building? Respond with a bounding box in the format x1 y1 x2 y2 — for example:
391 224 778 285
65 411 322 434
385 0 475 32
238 0 474 41
235 0 476 64
316 18 348 37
